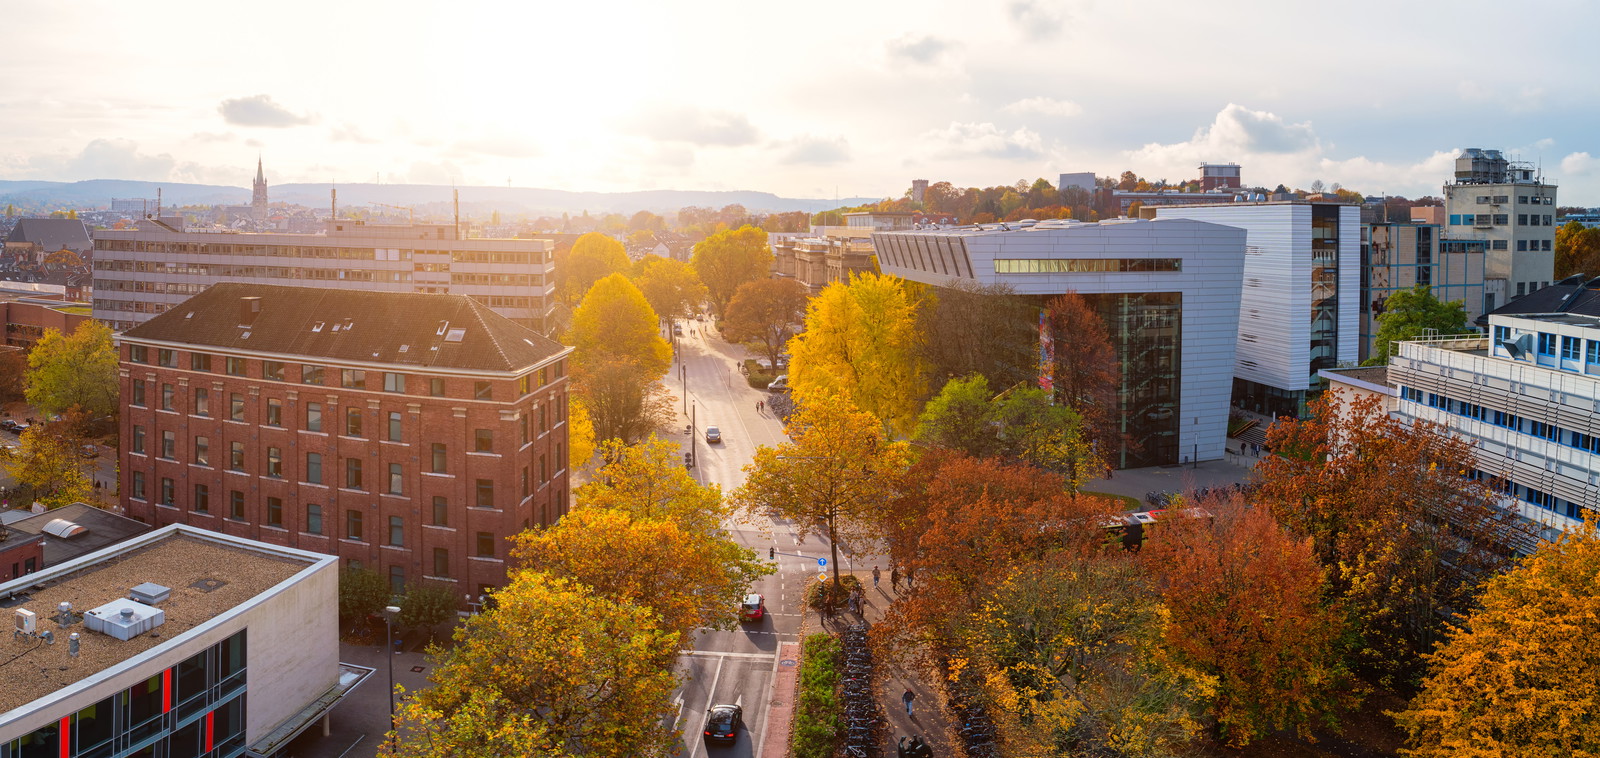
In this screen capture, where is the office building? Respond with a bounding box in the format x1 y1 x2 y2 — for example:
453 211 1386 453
1441 148 1558 302
769 212 957 294
117 283 573 604
1199 163 1241 191
91 221 556 334
1359 222 1486 361
875 217 1246 466
0 524 370 757
1057 172 1097 194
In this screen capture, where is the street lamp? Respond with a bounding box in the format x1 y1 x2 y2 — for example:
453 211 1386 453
384 604 401 728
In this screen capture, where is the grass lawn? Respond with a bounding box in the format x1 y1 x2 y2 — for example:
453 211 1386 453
1082 490 1141 509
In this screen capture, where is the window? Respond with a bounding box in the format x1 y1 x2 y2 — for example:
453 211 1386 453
388 411 403 442
347 510 364 541
1492 240 1507 250
475 479 494 508
161 383 174 411
1543 239 1553 251
306 402 323 432
474 381 492 400
267 447 282 478
306 452 323 484
1562 335 1581 361
384 372 406 392
230 490 244 519
131 425 146 454
230 441 245 470
518 375 531 395
341 369 366 389
429 377 445 397
389 565 405 595
476 531 495 557
556 442 564 471
193 484 209 514
346 459 364 489
1494 325 1510 344
160 430 175 459
157 348 176 367
539 406 548 433
433 548 450 578
1518 214 1528 226
160 477 175 506
432 496 449 526
307 504 323 535
1588 340 1600 365
431 443 447 473
1538 332 1556 356
266 398 282 426
520 415 529 444
346 407 363 436
193 388 210 417
230 393 245 421
130 344 148 363
267 497 283 527
389 516 404 546
522 467 530 497
540 454 548 484
263 361 285 381
193 435 209 466
132 379 146 406
226 356 247 376
131 471 146 500
474 428 493 452
303 364 325 385
1518 239 1529 251
192 353 212 372
388 463 404 495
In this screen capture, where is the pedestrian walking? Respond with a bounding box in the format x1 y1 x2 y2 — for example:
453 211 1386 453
902 688 915 717
890 567 900 590
872 566 880 588
769 545 776 560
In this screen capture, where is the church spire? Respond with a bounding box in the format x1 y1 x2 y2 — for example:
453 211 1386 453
251 155 268 212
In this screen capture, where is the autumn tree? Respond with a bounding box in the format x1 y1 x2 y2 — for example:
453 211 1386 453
1047 292 1121 462
25 320 118 424
721 277 808 369
384 572 680 758
1143 495 1356 746
689 225 771 316
567 398 597 473
630 254 707 322
1393 512 1600 758
913 375 1103 489
573 357 674 444
567 273 673 443
787 272 928 434
560 232 629 305
1254 391 1535 685
735 396 910 601
1554 219 1600 279
0 425 95 509
337 566 390 626
0 350 24 404
919 279 1035 388
1364 284 1472 365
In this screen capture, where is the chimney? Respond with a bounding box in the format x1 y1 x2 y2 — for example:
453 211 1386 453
240 296 262 326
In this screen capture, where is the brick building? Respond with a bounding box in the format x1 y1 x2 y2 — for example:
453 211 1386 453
117 283 573 603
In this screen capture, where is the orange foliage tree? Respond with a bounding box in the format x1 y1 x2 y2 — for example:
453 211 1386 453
1047 292 1122 464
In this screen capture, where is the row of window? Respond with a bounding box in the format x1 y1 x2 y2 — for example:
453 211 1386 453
95 238 547 264
1495 325 1600 364
1472 195 1554 205
1400 385 1600 455
1468 470 1586 521
1447 213 1553 227
992 258 1183 274
127 348 563 399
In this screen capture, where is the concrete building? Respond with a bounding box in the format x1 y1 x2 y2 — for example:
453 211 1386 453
1155 202 1361 418
117 283 573 604
1442 148 1558 302
0 524 369 757
874 217 1246 467
1057 172 1097 194
1360 222 1486 361
1199 163 1241 191
91 221 557 334
768 213 958 294
1389 280 1600 540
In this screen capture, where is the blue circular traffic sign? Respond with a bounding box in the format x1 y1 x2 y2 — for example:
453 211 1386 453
817 557 827 567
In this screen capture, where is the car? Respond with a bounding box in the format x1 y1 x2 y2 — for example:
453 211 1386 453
672 324 684 336
703 703 743 743
80 444 99 459
739 593 765 622
766 374 788 392
704 426 721 444
0 420 19 433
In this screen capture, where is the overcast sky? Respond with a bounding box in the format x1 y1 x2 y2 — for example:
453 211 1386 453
3 0 1597 203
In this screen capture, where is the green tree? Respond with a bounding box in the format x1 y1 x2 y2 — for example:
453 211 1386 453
721 277 808 370
0 425 95 510
1365 284 1472 365
690 225 771 316
630 255 706 323
787 272 928 434
913 375 1001 460
1393 512 1600 758
25 320 118 423
914 375 1103 489
338 566 391 625
567 273 671 379
561 232 629 305
919 279 1036 388
384 572 680 757
397 582 458 642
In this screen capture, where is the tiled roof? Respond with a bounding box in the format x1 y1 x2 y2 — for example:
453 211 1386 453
5 219 92 253
123 283 569 373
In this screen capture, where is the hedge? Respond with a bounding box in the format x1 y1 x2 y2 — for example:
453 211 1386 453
790 632 841 758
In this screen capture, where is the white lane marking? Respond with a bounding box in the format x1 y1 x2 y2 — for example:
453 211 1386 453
683 651 778 660
689 656 728 758
335 735 366 758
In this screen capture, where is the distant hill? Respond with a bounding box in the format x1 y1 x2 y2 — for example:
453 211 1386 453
0 179 879 216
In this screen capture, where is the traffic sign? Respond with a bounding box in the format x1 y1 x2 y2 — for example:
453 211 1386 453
817 557 827 567
817 572 827 582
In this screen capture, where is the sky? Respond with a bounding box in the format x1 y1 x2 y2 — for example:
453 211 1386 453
3 0 1599 204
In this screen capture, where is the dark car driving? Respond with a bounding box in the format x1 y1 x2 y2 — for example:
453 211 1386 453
703 703 742 743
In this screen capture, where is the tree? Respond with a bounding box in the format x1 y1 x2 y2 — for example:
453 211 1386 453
914 375 1103 489
1047 292 1121 465
690 225 771 317
338 566 391 625
0 425 95 510
721 278 808 369
735 396 910 602
573 357 674 444
567 273 671 379
787 272 928 434
384 572 680 758
567 398 597 472
397 582 458 642
1118 171 1140 191
1310 179 1326 194
919 279 1035 389
561 232 629 305
1555 219 1600 279
1365 284 1472 365
1393 512 1600 758
630 255 706 323
912 375 1001 460
25 320 118 423
628 210 665 231
1143 496 1356 746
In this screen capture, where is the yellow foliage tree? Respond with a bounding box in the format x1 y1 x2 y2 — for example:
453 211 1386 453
25 320 118 422
567 273 671 378
561 232 629 305
630 255 707 322
1393 512 1600 758
786 272 928 434
567 398 596 473
689 225 771 316
0 426 95 509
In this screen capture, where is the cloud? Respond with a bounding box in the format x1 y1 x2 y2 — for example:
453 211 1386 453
1562 152 1598 176
1129 104 1319 165
1008 0 1067 41
218 94 314 127
189 131 236 143
406 160 464 185
923 122 1043 160
779 135 850 166
452 130 541 159
886 34 955 65
330 124 379 144
628 105 758 146
1002 96 1082 118
62 138 177 180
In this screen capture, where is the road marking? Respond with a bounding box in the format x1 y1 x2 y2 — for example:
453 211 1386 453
688 656 727 758
335 734 366 758
683 650 778 660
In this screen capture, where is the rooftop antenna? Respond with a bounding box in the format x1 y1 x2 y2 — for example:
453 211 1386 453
156 187 162 216
331 187 337 221
454 188 460 239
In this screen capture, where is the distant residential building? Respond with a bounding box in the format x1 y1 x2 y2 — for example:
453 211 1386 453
770 212 955 294
91 221 557 333
0 502 151 580
1410 206 1445 225
4 218 93 266
117 283 573 604
1199 163 1242 191
1359 222 1486 361
109 198 157 217
1441 148 1558 302
0 292 91 349
875 217 1247 467
1057 172 1097 194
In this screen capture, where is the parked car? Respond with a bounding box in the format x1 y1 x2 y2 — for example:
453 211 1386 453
739 593 766 622
1 420 29 434
80 444 99 459
766 375 788 392
672 324 684 336
703 703 743 743
704 426 721 444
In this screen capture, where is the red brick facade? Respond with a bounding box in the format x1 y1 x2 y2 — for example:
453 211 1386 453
118 344 571 603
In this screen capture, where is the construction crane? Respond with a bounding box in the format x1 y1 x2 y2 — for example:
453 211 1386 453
367 202 415 223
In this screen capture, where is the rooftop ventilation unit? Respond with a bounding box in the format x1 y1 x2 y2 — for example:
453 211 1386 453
41 519 87 539
84 598 165 641
14 608 35 634
1499 332 1532 361
129 583 172 605
444 328 466 343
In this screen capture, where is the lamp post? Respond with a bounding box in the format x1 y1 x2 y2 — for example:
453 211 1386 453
681 363 687 416
384 604 401 729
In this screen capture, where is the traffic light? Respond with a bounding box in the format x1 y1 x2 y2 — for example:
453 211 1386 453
684 452 694 468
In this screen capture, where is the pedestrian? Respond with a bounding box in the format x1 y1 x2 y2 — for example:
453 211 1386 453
902 688 915 717
905 567 915 589
890 567 900 590
872 566 880 588
769 545 776 560
847 590 859 615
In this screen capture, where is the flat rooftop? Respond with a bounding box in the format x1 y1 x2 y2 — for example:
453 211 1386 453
0 533 310 714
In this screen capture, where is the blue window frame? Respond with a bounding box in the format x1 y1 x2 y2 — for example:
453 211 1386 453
1494 326 1510 344
1537 332 1556 356
1562 335 1581 361
1587 340 1600 364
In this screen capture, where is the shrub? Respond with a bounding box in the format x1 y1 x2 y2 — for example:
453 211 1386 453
791 633 840 758
803 574 862 612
